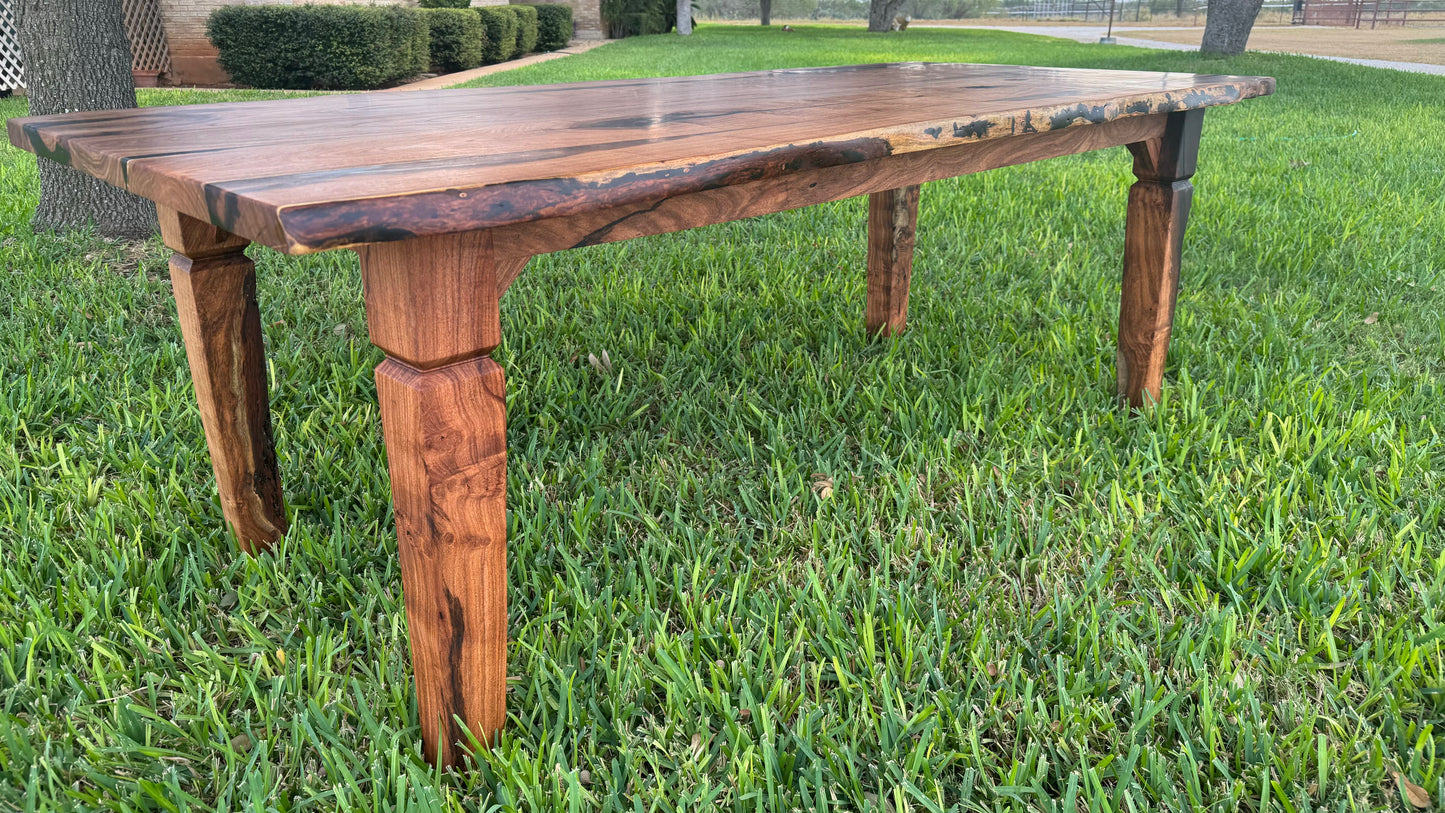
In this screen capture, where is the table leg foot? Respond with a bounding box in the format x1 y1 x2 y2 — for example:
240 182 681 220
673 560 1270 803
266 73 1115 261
1118 110 1203 409
866 184 920 338
161 207 287 554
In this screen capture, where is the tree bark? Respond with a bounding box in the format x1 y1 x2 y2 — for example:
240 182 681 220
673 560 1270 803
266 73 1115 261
868 0 907 31
1200 0 1264 54
760 0 772 25
15 0 156 240
678 0 692 34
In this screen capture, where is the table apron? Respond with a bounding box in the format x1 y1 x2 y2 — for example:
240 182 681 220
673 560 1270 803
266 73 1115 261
485 113 1170 264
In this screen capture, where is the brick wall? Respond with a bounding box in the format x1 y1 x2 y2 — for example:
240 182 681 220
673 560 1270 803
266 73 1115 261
553 0 603 38
160 0 511 85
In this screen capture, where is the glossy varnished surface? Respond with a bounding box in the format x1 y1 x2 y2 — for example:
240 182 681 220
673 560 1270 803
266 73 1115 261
7 63 1273 253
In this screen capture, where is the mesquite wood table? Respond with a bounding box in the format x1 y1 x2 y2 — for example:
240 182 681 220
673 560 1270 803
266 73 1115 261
10 63 1273 766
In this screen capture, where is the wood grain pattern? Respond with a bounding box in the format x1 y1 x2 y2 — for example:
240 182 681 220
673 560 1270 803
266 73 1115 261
1117 110 1204 408
158 206 248 259
376 358 508 768
866 185 920 337
362 234 510 767
358 232 526 368
7 64 1274 254
486 113 1168 261
160 207 288 553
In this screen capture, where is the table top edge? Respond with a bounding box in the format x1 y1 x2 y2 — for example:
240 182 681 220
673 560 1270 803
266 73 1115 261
4 65 1276 254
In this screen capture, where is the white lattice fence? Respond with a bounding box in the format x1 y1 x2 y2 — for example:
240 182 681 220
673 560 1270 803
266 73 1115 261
0 0 23 92
123 0 171 75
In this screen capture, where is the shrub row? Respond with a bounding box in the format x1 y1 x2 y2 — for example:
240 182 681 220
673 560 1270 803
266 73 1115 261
476 6 520 64
533 3 574 51
208 5 427 90
512 5 540 54
475 5 571 64
426 8 485 74
601 0 674 37
208 4 574 90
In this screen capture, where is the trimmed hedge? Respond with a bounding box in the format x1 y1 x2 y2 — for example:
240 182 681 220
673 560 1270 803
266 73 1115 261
208 5 427 90
475 6 519 63
529 4 573 51
418 0 470 7
510 5 539 54
424 8 485 73
601 0 674 37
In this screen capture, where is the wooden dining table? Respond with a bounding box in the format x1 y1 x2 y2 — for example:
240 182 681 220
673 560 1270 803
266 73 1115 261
9 62 1273 767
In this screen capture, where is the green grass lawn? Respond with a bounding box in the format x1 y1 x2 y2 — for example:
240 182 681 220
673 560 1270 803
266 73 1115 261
3 25 1444 812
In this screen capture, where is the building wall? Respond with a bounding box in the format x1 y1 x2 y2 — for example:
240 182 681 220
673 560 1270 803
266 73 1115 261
160 0 512 86
554 0 604 38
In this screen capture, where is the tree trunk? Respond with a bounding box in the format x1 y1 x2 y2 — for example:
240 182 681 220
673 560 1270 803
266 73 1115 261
760 0 772 25
15 0 156 240
868 0 907 31
677 0 692 33
1200 0 1264 54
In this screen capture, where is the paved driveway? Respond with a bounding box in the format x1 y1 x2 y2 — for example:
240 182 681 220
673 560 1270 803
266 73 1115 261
918 23 1445 76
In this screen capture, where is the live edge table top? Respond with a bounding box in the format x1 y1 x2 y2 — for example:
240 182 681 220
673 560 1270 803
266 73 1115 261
7 63 1273 255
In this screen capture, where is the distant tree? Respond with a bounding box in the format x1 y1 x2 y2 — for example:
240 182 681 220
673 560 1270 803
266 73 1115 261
15 0 155 239
868 0 907 29
1200 0 1263 54
679 0 693 31
761 0 773 23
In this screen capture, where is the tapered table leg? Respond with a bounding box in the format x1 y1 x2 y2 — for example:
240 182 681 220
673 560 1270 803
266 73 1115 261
1117 110 1204 409
359 232 520 767
866 184 920 338
160 207 288 554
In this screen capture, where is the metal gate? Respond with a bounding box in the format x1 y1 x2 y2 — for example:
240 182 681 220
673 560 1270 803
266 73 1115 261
1359 0 1445 26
